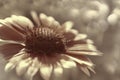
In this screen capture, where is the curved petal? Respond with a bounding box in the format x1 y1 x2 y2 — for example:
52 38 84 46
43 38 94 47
16 58 32 76
46 16 55 27
39 13 59 28
66 39 94 47
25 67 38 80
64 54 93 67
0 25 24 41
11 15 34 30
5 51 27 72
5 62 16 72
39 64 53 80
64 29 78 40
0 18 25 36
67 50 101 56
87 66 95 74
25 57 40 80
53 62 63 77
60 59 76 68
80 67 90 76
68 44 97 51
74 34 87 41
0 44 23 59
62 21 73 32
30 11 41 26
39 13 48 26
0 39 25 46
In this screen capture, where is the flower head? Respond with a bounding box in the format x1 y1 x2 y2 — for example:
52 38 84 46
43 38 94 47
0 11 101 80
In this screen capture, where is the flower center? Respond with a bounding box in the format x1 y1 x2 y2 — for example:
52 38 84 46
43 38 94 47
25 27 66 55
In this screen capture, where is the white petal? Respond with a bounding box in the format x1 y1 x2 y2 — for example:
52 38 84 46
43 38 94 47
25 66 38 80
54 63 63 76
62 21 73 32
11 15 34 29
0 19 11 27
86 39 94 44
67 50 99 56
39 13 56 27
74 34 87 41
53 21 60 27
11 15 25 30
64 54 93 66
60 59 76 68
9 52 27 63
88 66 96 74
47 16 55 26
68 29 78 35
80 67 90 76
31 57 40 67
68 44 97 51
5 53 27 72
39 13 48 26
12 49 25 57
0 39 24 46
40 64 53 80
25 57 40 80
16 58 32 76
5 62 15 72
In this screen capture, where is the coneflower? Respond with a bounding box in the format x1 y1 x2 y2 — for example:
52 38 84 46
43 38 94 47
0 11 101 80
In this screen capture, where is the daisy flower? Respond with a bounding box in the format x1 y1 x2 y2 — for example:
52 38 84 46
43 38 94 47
0 11 101 80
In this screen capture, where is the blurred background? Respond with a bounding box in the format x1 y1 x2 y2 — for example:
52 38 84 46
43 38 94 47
0 0 120 80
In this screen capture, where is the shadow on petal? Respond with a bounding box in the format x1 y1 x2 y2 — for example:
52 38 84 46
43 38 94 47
0 44 23 59
0 25 24 42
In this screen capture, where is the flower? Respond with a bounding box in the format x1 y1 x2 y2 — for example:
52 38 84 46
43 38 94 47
0 11 101 80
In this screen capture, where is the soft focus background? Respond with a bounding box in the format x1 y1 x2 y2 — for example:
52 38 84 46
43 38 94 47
0 0 120 80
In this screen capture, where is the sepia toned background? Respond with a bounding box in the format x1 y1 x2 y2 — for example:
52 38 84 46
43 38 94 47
0 0 120 80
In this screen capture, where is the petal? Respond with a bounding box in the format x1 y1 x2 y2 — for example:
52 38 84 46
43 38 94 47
16 58 32 76
31 57 40 68
64 29 78 40
11 15 34 29
68 44 97 51
53 63 63 77
74 34 87 41
86 39 94 44
30 11 40 26
80 67 90 76
0 44 23 59
64 54 93 66
39 13 48 26
62 21 74 32
66 39 94 47
7 53 28 72
40 64 53 80
25 67 38 80
60 59 76 68
5 62 15 72
39 13 58 28
25 57 40 80
53 20 60 27
9 51 28 63
87 66 95 74
0 25 24 41
0 39 25 46
0 18 25 36
46 16 55 26
67 50 101 56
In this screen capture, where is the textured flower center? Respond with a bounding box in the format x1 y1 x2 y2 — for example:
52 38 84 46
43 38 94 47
25 27 66 55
